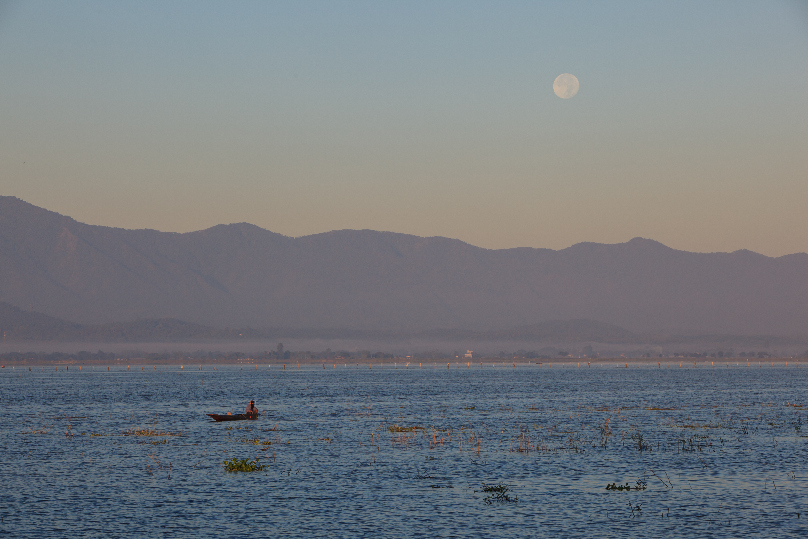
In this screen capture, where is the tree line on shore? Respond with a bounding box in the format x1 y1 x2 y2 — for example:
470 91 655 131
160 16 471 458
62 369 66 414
2 345 806 366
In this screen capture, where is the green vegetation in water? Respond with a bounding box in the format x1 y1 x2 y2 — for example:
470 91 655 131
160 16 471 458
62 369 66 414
223 457 268 473
237 437 271 446
606 480 647 491
239 437 262 445
477 483 517 504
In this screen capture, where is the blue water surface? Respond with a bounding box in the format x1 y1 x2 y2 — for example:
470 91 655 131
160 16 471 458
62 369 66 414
1 362 806 538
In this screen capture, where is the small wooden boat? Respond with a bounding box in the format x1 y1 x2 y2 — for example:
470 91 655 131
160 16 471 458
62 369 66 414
207 412 259 422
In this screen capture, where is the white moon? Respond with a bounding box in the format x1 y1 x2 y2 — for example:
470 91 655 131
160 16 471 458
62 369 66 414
553 73 579 99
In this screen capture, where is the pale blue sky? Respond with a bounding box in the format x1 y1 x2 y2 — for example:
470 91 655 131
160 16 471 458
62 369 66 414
1 1 807 255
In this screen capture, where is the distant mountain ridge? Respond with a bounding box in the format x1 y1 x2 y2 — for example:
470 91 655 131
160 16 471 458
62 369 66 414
1 196 807 337
0 301 638 343
0 301 226 342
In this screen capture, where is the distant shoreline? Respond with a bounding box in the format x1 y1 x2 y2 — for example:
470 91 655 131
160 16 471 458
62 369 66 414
1 356 802 368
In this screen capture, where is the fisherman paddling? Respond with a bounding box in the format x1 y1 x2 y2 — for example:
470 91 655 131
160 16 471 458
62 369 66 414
206 400 261 422
245 399 259 418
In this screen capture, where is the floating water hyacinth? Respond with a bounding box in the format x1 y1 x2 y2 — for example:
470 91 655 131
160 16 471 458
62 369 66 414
606 480 647 491
223 457 267 472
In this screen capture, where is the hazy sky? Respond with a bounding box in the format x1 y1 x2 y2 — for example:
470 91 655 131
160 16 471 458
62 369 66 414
1 1 807 256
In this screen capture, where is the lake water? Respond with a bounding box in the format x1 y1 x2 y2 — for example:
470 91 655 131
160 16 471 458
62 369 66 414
1 362 807 538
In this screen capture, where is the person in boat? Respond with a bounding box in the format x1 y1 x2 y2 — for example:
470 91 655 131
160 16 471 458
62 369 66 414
245 399 259 417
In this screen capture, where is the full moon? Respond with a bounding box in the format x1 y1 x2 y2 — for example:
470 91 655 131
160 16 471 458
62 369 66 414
553 73 579 99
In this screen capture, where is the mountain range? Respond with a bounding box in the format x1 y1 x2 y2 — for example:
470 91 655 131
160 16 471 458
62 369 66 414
1 195 807 339
0 300 641 343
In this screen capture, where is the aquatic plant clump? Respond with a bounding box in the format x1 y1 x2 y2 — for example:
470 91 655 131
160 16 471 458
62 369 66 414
478 483 518 504
223 457 268 472
239 437 262 445
606 480 647 492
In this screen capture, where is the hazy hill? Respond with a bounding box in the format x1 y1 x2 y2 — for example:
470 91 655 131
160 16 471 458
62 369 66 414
0 301 638 343
0 301 82 340
0 301 231 342
1 196 807 337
